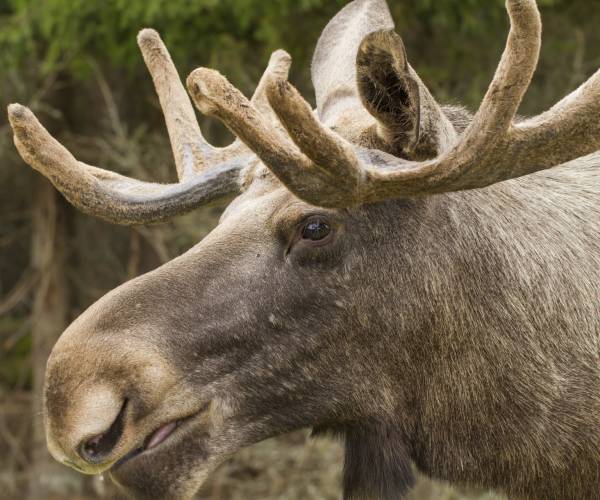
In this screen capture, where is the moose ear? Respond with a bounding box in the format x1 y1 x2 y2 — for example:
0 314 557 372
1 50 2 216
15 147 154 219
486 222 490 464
357 29 457 160
357 30 421 157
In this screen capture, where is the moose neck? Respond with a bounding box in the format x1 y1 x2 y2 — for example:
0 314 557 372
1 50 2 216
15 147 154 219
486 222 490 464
354 167 600 494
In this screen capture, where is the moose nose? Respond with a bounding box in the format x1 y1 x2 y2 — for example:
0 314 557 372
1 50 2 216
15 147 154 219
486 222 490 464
78 399 128 464
44 380 130 470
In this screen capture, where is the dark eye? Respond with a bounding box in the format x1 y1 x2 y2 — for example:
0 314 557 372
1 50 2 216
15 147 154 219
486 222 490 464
301 218 331 241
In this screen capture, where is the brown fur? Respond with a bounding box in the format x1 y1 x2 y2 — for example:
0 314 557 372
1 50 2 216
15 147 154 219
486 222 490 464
41 160 600 499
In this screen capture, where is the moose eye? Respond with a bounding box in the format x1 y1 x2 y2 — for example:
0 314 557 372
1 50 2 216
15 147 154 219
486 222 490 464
285 215 337 262
301 217 331 241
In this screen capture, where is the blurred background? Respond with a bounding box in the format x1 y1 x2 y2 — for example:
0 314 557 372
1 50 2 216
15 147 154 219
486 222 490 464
0 0 598 498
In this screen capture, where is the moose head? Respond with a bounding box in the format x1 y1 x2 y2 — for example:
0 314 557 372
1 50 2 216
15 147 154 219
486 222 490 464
7 0 600 498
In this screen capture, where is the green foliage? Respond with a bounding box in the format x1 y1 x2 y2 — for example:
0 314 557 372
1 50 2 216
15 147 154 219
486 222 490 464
0 0 347 100
0 316 31 389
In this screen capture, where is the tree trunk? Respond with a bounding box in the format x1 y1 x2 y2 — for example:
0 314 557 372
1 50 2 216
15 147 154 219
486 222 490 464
28 178 83 498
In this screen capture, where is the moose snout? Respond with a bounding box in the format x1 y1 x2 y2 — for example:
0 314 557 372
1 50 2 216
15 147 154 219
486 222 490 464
42 295 183 474
41 268 199 477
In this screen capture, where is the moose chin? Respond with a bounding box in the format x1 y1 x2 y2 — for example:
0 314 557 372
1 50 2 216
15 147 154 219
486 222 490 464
7 0 600 498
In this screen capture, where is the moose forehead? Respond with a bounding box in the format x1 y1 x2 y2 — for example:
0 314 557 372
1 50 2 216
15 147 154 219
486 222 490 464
225 162 312 222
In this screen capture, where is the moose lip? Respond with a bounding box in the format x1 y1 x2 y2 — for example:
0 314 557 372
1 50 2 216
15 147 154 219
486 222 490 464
112 404 209 470
146 420 178 450
111 420 182 469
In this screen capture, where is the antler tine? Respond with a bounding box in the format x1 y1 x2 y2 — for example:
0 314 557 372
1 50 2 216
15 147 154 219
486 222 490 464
8 104 99 193
187 54 368 206
139 29 289 172
250 50 293 123
6 104 242 225
6 29 254 225
509 69 600 173
464 0 541 143
138 29 218 180
187 65 305 178
200 50 293 158
265 76 364 190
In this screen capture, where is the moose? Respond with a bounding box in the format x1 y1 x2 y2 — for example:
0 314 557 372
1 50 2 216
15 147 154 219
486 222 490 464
7 0 600 498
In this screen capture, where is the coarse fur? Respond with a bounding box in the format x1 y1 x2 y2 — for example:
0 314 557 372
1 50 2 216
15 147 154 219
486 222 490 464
6 0 600 499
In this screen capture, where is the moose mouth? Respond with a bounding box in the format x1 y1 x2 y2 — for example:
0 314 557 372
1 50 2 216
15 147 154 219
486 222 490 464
111 402 211 470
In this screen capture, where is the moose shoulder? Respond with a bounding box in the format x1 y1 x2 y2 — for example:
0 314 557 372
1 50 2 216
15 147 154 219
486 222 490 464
7 0 599 499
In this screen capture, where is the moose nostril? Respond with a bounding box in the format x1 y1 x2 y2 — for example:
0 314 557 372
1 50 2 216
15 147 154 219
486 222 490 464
78 399 128 464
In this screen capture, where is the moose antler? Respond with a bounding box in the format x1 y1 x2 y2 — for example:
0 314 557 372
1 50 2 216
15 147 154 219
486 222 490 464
187 0 600 207
7 30 288 225
10 0 600 217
